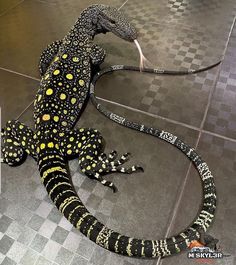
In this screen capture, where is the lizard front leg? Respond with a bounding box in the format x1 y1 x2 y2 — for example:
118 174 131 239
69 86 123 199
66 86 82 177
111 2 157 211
39 40 62 76
89 44 106 77
1 120 37 165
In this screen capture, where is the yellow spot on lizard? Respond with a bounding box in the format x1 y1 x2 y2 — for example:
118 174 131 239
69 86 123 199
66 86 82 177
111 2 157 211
37 94 42 102
79 79 85 86
48 142 54 148
53 69 60 75
60 93 66 100
40 143 46 149
53 116 59 122
42 114 50 121
67 150 72 155
46 88 53 95
62 121 67 126
66 73 73 80
45 74 50 80
72 57 79 62
71 98 77 104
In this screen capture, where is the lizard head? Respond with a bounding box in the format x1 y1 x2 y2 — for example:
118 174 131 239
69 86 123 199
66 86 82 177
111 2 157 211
80 4 138 42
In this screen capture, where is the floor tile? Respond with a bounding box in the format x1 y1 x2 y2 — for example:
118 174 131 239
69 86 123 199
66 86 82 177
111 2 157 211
35 255 54 265
0 215 13 233
161 133 236 265
51 226 69 245
0 235 14 255
17 226 37 246
54 247 73 265
0 70 38 125
70 254 88 265
204 25 236 139
20 248 39 265
5 220 22 240
1 256 17 265
0 0 23 16
122 0 236 35
6 241 27 263
30 234 48 253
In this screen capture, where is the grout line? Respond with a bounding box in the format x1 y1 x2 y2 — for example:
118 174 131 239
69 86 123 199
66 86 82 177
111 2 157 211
202 130 236 142
0 0 24 17
156 15 236 265
199 15 236 131
34 0 57 5
16 100 35 120
97 96 200 131
0 67 40 82
118 0 129 10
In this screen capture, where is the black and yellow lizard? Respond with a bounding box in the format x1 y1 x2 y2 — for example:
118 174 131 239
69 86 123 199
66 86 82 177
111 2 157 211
1 4 217 258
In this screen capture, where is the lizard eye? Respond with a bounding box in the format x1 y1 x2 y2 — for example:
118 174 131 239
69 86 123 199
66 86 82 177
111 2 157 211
109 19 116 25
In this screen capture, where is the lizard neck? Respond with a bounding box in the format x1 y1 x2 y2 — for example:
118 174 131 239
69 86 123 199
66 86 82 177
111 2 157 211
66 20 96 43
66 7 101 43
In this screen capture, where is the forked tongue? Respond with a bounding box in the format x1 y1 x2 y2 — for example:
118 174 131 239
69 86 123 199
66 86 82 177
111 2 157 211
134 39 153 71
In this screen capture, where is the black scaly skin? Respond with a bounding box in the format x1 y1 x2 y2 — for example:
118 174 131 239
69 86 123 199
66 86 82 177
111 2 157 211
1 4 218 258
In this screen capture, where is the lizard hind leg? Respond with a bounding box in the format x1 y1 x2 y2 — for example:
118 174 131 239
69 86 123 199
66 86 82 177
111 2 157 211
1 128 26 166
62 128 143 192
1 135 26 166
59 127 118 192
1 120 36 166
77 133 143 192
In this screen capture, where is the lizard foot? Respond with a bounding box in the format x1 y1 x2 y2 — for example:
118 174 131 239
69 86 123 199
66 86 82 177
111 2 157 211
97 150 144 175
79 150 143 192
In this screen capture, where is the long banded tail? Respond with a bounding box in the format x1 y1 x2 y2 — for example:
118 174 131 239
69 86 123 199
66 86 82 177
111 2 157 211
38 148 216 258
88 63 218 257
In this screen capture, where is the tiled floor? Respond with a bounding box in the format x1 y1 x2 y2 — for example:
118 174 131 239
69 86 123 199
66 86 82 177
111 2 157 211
0 0 236 265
